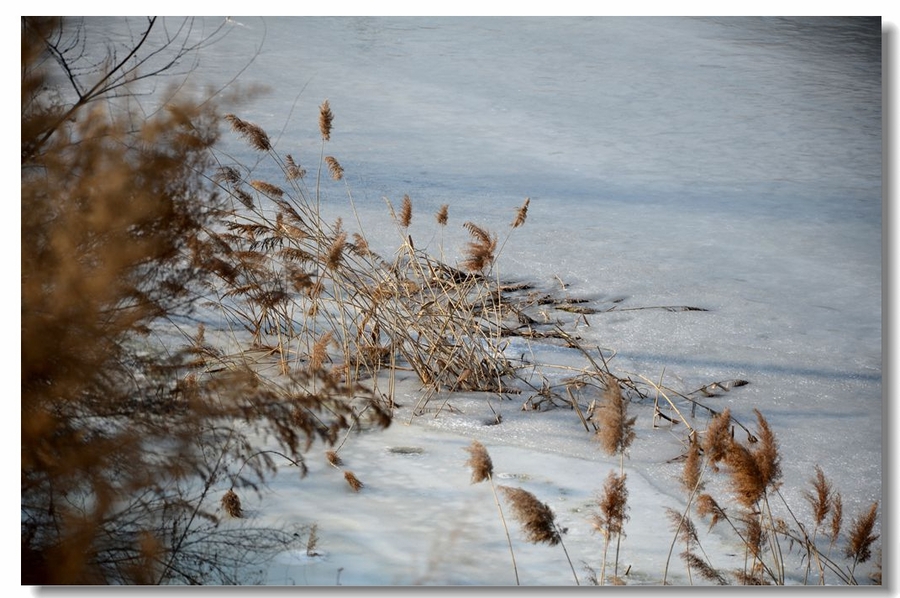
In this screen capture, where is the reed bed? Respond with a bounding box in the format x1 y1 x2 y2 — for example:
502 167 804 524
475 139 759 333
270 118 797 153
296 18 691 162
213 106 880 587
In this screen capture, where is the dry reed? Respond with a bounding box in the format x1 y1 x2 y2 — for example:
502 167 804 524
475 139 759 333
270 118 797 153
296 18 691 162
595 376 636 457
845 502 879 566
325 450 343 467
286 154 306 180
319 99 334 141
805 465 832 528
499 486 560 546
682 435 704 494
225 113 272 151
222 489 243 518
594 473 630 540
464 440 493 484
512 197 530 228
250 180 285 197
462 222 498 273
325 156 344 180
436 204 449 226
344 471 364 492
400 194 413 228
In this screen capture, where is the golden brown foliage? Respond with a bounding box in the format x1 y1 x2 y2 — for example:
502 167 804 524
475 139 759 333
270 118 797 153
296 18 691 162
21 18 390 584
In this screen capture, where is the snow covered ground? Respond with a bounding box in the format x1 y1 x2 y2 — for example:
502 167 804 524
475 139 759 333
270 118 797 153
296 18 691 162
189 15 886 586
15 13 892 588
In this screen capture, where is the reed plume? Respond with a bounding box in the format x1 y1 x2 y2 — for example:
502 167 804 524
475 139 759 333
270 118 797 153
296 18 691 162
695 493 725 530
829 492 843 547
318 99 334 141
751 409 781 491
216 165 243 186
225 113 272 151
250 180 285 197
595 376 636 457
681 551 728 585
512 197 530 228
310 332 333 372
462 222 497 273
804 465 832 528
326 450 343 467
845 501 878 566
221 489 243 518
436 204 449 226
595 473 630 539
499 486 560 546
463 441 520 585
286 154 306 180
399 194 413 228
723 442 767 508
703 409 732 470
344 470 364 492
464 440 493 484
326 231 347 270
325 156 344 180
500 485 580 584
682 434 704 494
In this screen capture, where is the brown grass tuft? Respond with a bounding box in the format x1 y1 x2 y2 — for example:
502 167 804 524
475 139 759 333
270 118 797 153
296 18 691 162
318 99 334 141
325 156 344 180
512 197 530 228
499 486 560 545
436 204 449 226
464 440 493 484
221 489 243 518
344 470 364 492
225 113 271 151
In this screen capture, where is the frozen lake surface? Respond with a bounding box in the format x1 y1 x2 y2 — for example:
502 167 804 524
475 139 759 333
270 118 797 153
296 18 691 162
76 16 887 585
